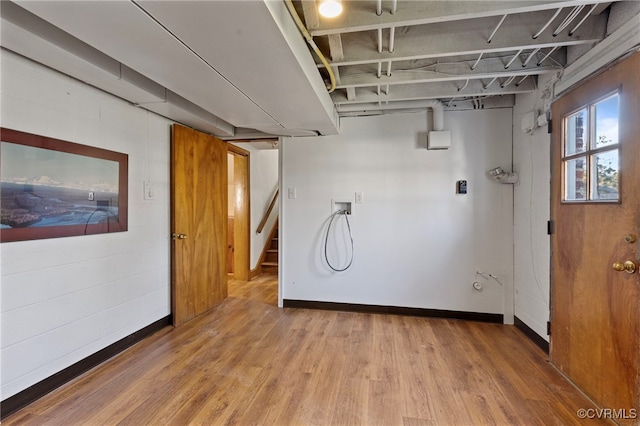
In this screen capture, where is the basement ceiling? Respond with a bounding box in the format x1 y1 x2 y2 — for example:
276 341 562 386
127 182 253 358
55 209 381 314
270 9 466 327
297 0 611 113
1 1 614 137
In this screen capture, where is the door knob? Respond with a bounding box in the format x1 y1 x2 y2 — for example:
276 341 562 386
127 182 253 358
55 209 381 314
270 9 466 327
172 233 188 240
613 261 636 274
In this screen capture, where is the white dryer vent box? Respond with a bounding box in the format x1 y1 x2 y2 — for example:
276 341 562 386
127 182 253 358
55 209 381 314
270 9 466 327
521 111 536 134
428 131 451 150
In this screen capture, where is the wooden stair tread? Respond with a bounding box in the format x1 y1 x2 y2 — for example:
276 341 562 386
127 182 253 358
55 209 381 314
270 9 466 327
258 219 278 275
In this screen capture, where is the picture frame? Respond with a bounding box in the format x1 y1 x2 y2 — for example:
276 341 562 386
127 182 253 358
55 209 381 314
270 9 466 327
1 128 128 242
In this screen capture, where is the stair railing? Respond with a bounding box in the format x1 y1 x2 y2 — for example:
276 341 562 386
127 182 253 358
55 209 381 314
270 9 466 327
256 188 278 234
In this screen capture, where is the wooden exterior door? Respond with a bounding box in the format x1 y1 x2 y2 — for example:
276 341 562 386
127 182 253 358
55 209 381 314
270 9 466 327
171 124 228 326
550 53 640 421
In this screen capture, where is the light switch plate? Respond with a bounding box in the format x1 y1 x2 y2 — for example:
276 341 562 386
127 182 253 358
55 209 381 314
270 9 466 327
288 187 297 199
144 181 154 200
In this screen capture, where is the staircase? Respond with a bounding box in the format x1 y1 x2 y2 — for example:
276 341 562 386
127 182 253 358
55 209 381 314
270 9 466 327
261 221 278 275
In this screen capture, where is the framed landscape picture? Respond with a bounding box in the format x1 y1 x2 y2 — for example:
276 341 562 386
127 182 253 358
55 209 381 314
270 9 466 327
0 128 128 242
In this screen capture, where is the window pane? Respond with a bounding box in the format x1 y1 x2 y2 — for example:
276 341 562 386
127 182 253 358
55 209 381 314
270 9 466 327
592 149 619 200
594 94 618 148
564 157 587 201
565 109 588 156
564 108 587 156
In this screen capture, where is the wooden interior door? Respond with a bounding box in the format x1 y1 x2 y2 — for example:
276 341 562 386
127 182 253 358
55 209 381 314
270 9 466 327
550 53 640 420
171 124 228 326
229 145 250 281
227 217 235 274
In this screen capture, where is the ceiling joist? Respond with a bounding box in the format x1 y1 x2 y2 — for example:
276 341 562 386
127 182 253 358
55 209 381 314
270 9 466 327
310 0 615 36
332 78 536 105
329 11 606 67
295 0 614 118
336 56 562 89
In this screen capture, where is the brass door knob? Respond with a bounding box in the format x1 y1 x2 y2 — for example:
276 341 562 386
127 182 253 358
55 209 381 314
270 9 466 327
613 261 636 274
172 233 188 240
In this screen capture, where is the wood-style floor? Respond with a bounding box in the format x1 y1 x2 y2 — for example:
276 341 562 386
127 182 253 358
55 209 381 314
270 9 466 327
5 274 605 425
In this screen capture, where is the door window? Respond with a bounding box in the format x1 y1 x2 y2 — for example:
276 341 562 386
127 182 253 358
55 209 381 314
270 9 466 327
562 92 619 202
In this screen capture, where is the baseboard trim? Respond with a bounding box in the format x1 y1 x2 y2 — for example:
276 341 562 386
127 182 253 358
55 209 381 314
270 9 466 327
1 315 172 420
249 267 261 280
514 316 549 354
283 299 503 324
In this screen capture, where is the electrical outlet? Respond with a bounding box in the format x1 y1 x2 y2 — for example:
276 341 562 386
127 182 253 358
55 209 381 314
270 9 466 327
355 192 364 203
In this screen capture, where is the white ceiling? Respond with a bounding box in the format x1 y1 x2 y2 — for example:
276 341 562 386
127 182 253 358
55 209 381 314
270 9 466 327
302 0 611 112
1 1 614 138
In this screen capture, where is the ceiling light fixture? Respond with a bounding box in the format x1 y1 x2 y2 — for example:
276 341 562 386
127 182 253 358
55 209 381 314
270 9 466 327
318 0 343 18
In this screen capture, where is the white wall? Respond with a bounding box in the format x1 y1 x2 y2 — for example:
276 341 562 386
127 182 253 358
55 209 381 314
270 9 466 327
0 50 172 399
233 144 279 269
280 110 514 318
512 74 556 340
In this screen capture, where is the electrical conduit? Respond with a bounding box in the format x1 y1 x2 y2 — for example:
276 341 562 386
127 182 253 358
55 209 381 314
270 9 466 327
284 0 337 93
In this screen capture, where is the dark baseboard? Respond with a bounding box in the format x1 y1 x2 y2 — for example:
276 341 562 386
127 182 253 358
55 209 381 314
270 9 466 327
1 315 172 420
514 316 549 354
283 299 503 324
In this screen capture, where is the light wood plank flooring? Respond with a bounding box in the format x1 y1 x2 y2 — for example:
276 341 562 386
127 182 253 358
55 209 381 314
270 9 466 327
5 275 604 425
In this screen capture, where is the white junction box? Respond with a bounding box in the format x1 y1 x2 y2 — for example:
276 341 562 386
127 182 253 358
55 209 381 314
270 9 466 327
521 111 535 134
331 199 352 215
427 131 451 150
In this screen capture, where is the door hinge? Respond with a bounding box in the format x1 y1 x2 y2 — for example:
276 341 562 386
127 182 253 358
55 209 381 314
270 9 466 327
547 220 555 235
547 321 551 335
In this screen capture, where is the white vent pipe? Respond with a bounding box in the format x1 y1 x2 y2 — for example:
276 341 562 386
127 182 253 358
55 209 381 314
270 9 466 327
338 99 444 131
426 99 445 131
337 99 445 130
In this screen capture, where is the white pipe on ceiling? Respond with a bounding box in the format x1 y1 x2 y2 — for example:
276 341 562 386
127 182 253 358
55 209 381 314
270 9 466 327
484 77 498 89
522 48 540 67
337 99 445 130
487 14 508 43
569 4 598 36
515 75 529 86
553 5 584 36
537 46 559 66
389 26 396 53
501 75 516 88
532 8 562 39
504 49 523 69
471 53 483 70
